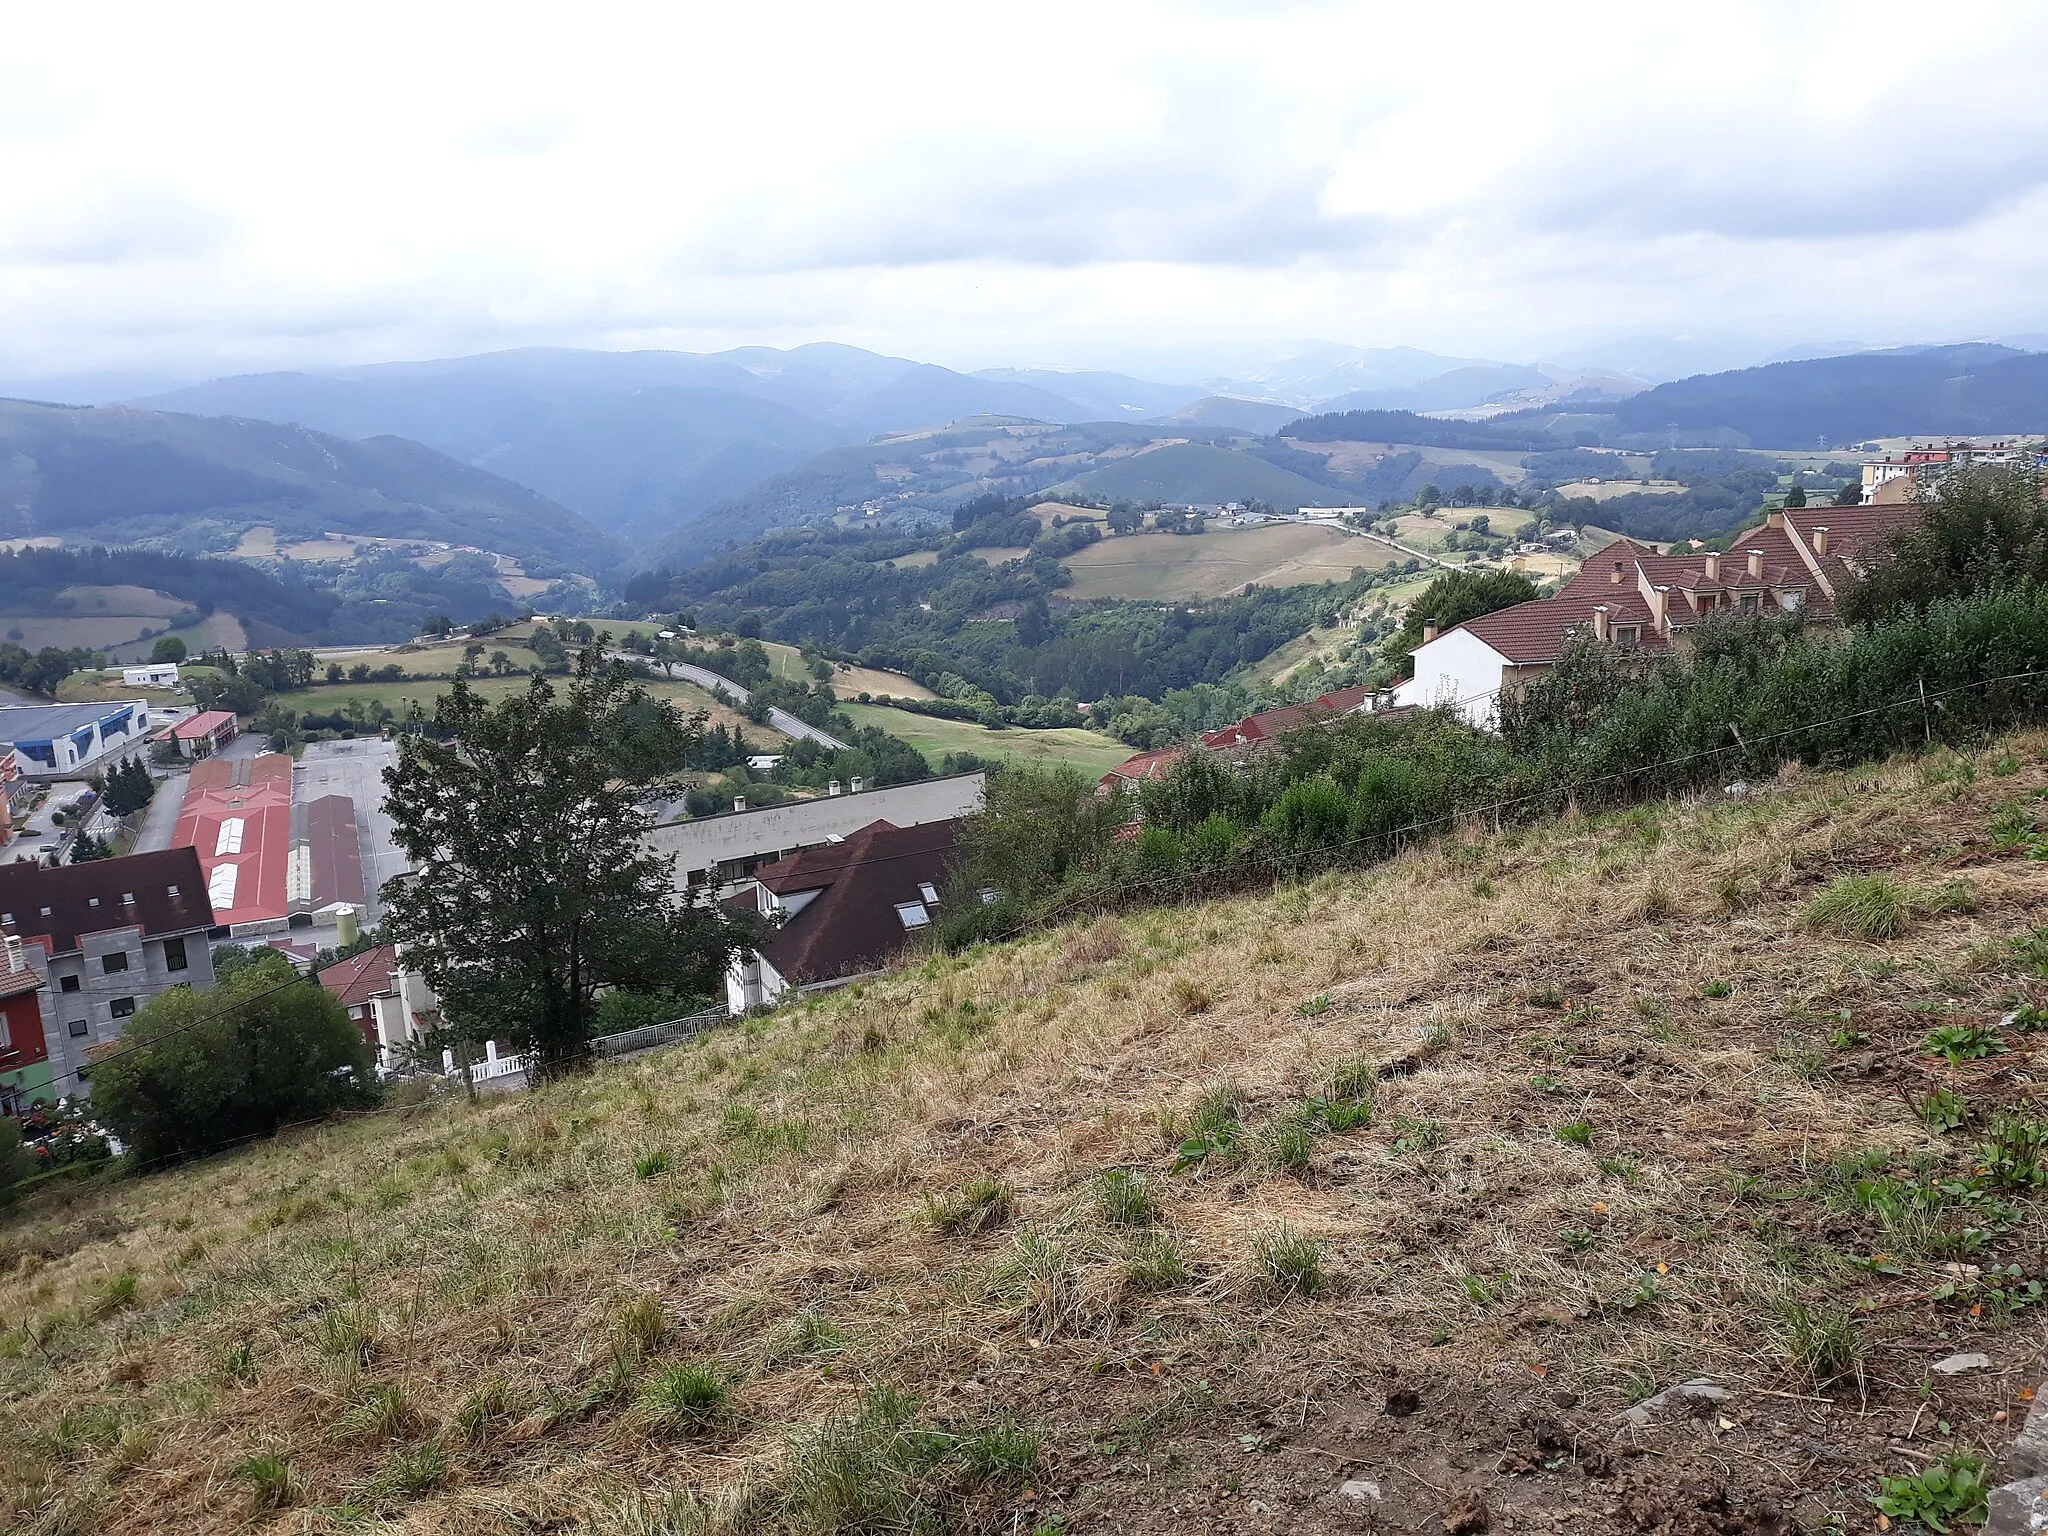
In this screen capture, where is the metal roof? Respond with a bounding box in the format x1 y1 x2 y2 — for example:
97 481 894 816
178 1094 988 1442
0 701 147 741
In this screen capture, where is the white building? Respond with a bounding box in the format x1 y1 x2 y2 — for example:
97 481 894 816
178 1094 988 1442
0 701 155 778
121 664 181 688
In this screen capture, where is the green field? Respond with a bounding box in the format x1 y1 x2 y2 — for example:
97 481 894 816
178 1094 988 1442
841 702 1132 779
1060 523 1399 600
1053 441 1341 511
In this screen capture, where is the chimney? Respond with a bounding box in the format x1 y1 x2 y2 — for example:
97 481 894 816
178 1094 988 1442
850 777 865 794
733 795 746 813
1703 551 1721 581
1813 526 1830 557
2 933 20 974
1652 586 1669 630
1592 604 1610 642
827 778 842 797
1422 623 1439 644
1747 549 1763 579
1766 509 1784 529
1610 559 1625 585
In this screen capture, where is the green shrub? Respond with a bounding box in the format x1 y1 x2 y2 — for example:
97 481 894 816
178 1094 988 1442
90 950 376 1165
1924 1022 2005 1063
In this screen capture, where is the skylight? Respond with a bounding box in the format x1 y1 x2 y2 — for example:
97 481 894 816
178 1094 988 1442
215 818 245 856
894 901 930 929
207 863 239 911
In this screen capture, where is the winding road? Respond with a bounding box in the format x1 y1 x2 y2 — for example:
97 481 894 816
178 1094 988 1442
646 659 850 750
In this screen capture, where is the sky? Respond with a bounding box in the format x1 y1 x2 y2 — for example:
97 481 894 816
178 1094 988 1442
5 0 2048 386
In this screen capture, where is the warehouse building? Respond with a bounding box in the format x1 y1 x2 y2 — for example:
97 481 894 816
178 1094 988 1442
0 701 156 778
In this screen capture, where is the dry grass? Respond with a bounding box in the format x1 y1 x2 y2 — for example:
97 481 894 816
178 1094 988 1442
7 738 2048 1532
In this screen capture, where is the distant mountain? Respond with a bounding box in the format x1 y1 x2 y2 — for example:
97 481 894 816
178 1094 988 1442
1052 443 1344 511
1153 396 1309 435
0 397 623 575
133 344 1132 546
971 368 1205 421
1095 341 1504 406
1317 363 1555 414
1606 344 2048 446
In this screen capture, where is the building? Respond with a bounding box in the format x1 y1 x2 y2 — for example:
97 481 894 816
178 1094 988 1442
0 933 49 1115
317 944 439 1071
725 818 962 1013
0 701 155 778
121 664 181 689
1861 439 2042 504
1097 684 1403 794
648 772 984 896
168 709 239 759
0 848 217 1092
1395 503 1921 728
0 746 20 845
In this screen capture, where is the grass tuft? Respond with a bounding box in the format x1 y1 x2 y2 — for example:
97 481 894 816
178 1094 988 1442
639 1363 730 1434
1091 1168 1157 1227
232 1452 296 1513
923 1176 1015 1237
1250 1223 1326 1299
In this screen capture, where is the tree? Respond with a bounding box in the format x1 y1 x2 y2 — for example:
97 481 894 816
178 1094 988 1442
1376 567 1542 681
150 636 188 664
380 651 745 1072
1840 464 2048 626
1784 482 1807 508
89 950 375 1164
69 833 114 863
1834 481 1863 506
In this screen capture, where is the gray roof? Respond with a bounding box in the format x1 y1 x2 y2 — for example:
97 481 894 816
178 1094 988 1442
0 701 149 741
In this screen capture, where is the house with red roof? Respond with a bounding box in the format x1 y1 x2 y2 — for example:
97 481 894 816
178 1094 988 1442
725 819 961 1013
1393 503 1921 727
316 943 439 1071
1097 683 1403 794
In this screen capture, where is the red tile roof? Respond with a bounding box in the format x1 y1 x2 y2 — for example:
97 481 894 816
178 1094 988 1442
752 819 960 985
0 958 42 1001
1099 745 1189 788
170 710 238 741
317 944 397 1009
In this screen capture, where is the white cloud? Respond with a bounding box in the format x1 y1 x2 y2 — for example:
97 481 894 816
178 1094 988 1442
0 0 2045 379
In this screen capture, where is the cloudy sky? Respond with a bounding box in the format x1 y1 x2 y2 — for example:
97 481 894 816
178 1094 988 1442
5 0 2048 384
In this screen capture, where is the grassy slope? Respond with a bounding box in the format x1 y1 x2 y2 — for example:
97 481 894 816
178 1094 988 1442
1053 443 1344 511
8 743 2048 1532
840 701 1131 778
1059 525 1400 601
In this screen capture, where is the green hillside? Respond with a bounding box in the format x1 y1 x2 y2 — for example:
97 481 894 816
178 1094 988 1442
1054 441 1346 510
0 399 626 576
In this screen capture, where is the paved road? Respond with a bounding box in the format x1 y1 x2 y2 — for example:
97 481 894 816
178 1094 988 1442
294 740 408 923
128 770 188 854
641 659 850 750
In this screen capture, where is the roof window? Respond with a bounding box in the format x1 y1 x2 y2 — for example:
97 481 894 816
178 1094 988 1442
166 885 179 897
895 901 931 930
122 892 134 904
918 882 941 906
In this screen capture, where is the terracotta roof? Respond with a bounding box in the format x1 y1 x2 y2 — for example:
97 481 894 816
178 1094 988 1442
752 819 961 986
317 944 397 1009
0 959 42 1001
0 848 215 955
1099 746 1189 787
170 710 237 741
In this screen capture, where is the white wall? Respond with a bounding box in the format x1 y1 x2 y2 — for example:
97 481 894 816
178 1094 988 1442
1394 629 1511 729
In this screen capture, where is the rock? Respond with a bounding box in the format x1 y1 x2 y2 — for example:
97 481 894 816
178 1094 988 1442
1337 1479 1383 1505
1933 1351 1993 1375
2007 1387 2048 1479
1985 1473 2048 1535
1616 1377 1734 1434
1442 1486 1489 1533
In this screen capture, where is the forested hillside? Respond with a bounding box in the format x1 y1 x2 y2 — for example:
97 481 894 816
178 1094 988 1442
0 398 624 575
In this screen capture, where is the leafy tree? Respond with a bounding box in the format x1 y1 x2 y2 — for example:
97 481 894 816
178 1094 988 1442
1376 567 1543 679
1840 464 2048 625
1834 481 1863 506
380 651 745 1072
89 950 376 1165
1784 482 1807 508
149 636 188 664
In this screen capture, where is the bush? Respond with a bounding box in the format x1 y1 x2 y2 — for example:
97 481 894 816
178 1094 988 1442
89 951 377 1165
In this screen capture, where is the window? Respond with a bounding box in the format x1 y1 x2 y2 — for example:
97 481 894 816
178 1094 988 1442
102 951 129 974
215 818 245 856
918 882 941 906
88 897 100 908
122 892 134 905
166 884 180 897
39 906 51 918
67 1019 88 1038
110 997 135 1019
59 974 80 993
164 936 188 972
894 901 931 930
